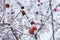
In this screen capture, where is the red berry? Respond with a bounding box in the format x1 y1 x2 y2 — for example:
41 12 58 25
53 8 57 11
31 21 35 25
21 10 26 15
29 26 37 34
38 0 40 2
29 29 34 34
5 3 10 8
32 26 37 30
21 6 24 9
36 11 38 14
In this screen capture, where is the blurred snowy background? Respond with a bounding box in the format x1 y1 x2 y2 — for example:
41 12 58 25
0 0 60 40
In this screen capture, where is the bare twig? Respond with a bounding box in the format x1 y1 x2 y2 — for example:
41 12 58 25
10 27 19 40
49 0 55 40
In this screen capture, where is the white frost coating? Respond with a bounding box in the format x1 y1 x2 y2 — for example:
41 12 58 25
0 0 60 40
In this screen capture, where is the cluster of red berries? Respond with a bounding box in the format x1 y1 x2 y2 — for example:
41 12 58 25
29 26 37 34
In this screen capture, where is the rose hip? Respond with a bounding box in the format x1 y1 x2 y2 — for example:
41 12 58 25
21 10 26 15
21 6 24 9
36 11 38 14
31 21 35 25
29 26 37 34
29 29 34 34
38 0 40 2
32 26 37 30
5 3 10 8
53 8 57 11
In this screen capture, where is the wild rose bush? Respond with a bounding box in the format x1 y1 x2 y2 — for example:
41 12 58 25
0 0 60 40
